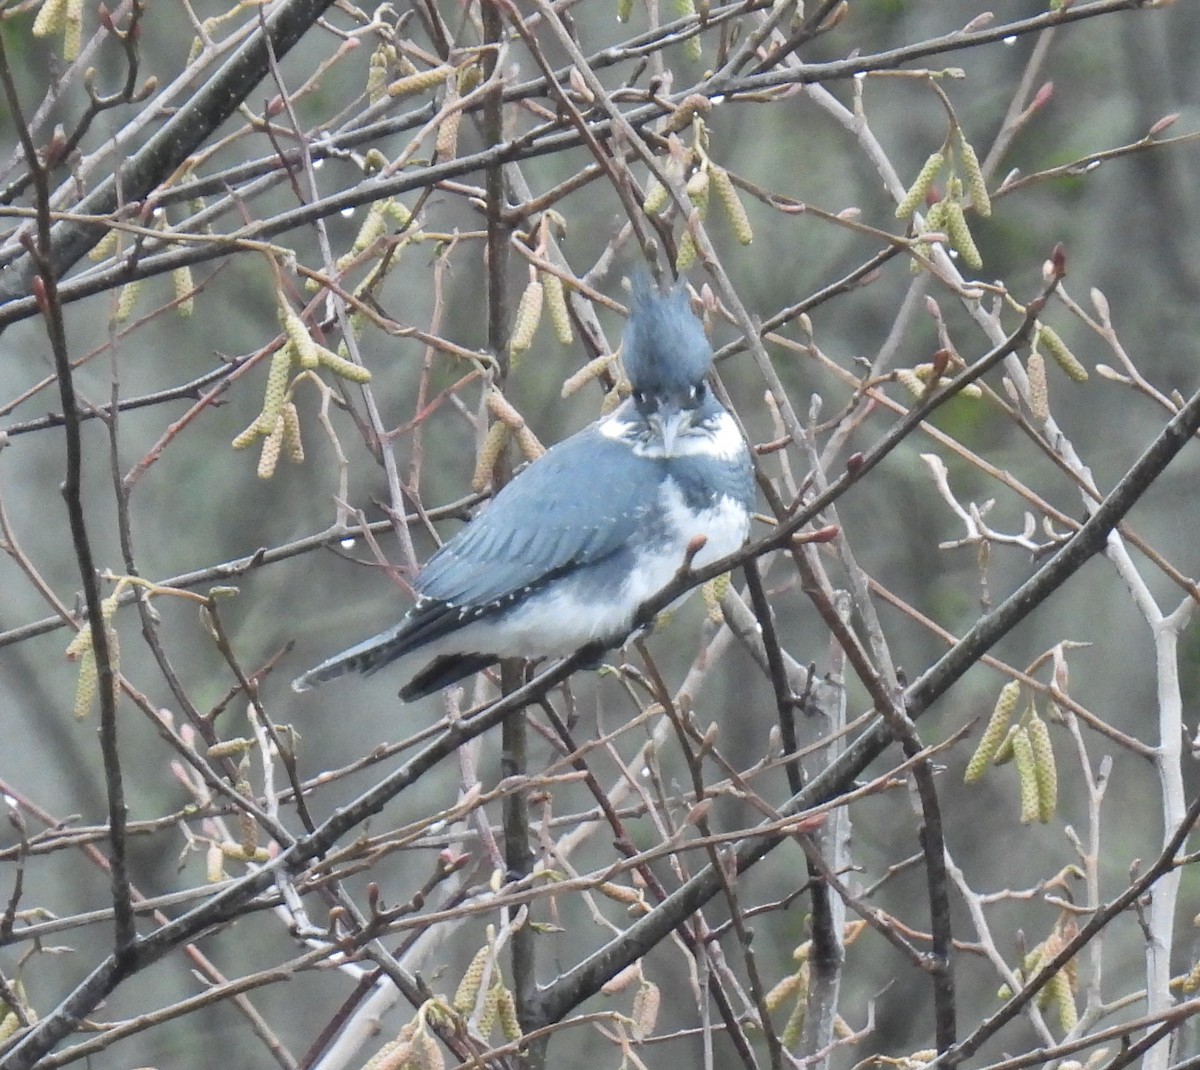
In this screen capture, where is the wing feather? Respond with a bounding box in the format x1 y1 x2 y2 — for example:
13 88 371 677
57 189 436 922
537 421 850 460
415 426 659 606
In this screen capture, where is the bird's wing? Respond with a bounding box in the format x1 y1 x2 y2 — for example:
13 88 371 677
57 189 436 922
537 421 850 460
414 424 660 607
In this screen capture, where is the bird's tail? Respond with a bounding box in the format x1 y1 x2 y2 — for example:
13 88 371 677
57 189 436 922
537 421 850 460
291 621 415 692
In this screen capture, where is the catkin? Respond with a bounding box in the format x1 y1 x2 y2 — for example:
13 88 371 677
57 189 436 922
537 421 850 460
257 347 293 431
89 228 118 262
631 981 661 1039
1027 349 1049 422
73 648 98 719
281 402 304 463
116 279 141 322
282 309 320 368
453 946 490 1013
1047 970 1077 1033
387 65 451 99
765 971 804 1012
32 0 68 39
1012 726 1039 825
1028 711 1057 822
675 230 698 271
964 680 1020 783
510 280 544 354
471 421 511 492
62 0 82 60
711 165 753 245
895 151 945 219
257 416 285 480
317 346 372 383
957 134 992 217
173 265 195 317
944 197 982 270
1038 325 1088 382
496 986 521 1041
542 272 573 345
675 0 702 60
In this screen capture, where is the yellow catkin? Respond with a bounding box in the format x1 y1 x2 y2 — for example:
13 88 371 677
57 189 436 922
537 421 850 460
89 228 118 262
363 1038 413 1070
895 151 945 219
1047 970 1077 1033
1012 726 1039 825
964 680 1020 783
780 986 807 1048
257 416 285 480
515 424 546 462
1027 349 1049 422
675 229 698 271
496 986 521 1041
685 166 711 213
484 387 526 429
675 0 702 60
923 199 948 236
366 48 389 103
617 0 634 21
281 402 304 463
257 347 293 431
471 421 511 492
173 265 194 317
317 346 372 383
32 0 68 38
286 310 323 369
387 200 413 228
62 0 82 60
73 648 98 719
562 353 617 397
115 279 141 322
435 78 461 159
238 791 258 854
631 981 661 1039
642 177 670 217
231 420 261 450
992 723 1019 765
0 1009 20 1043
944 197 982 270
542 272 573 345
352 200 391 254
1038 325 1088 382
474 985 499 1037
711 165 753 245
765 971 804 1013
1028 711 1058 823
895 368 926 399
701 571 731 624
958 135 992 217
206 842 225 883
386 65 451 99
453 946 490 1013
412 1027 444 1070
509 281 544 354
914 361 982 398
1181 960 1200 994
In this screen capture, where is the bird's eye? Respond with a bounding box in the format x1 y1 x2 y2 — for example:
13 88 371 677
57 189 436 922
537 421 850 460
689 383 706 402
632 390 646 406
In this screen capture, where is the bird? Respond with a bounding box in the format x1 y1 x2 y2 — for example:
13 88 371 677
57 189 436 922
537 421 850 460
291 277 755 702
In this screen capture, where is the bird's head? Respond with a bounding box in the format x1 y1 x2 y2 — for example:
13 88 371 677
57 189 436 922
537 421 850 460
621 279 714 454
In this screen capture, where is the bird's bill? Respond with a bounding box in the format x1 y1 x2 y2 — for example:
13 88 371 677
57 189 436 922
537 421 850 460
652 401 689 454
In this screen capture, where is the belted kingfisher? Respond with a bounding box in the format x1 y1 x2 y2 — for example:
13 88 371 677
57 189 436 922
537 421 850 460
292 278 755 701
